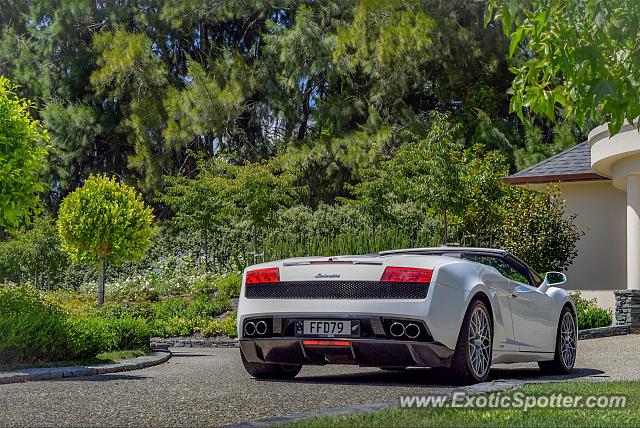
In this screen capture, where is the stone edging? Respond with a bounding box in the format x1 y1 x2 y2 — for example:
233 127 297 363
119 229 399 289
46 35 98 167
0 351 171 385
227 380 523 427
151 337 239 349
578 324 631 340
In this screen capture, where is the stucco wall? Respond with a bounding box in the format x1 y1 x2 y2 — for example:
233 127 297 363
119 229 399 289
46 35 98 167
551 180 627 293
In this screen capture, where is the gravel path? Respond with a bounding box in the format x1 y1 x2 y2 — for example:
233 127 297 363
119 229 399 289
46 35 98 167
0 335 637 427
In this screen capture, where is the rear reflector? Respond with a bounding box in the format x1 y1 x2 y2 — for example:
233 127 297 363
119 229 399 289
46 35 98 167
246 267 280 284
381 266 433 283
303 340 351 347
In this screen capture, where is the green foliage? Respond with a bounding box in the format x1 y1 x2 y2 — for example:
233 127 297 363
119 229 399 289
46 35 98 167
514 119 583 171
263 203 439 260
0 285 144 365
0 0 565 209
160 158 232 270
0 216 70 289
457 147 509 246
497 187 584 273
215 273 242 299
201 312 238 338
64 316 117 359
57 175 155 264
108 317 153 350
571 292 613 329
487 0 637 134
0 76 48 228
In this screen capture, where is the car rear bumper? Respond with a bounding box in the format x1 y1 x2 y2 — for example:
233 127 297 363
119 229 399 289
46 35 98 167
240 338 455 368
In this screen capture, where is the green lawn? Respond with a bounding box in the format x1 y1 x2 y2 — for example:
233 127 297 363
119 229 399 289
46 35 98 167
291 382 639 427
0 349 149 372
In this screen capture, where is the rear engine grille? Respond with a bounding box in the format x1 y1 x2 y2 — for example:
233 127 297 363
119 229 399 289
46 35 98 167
245 281 428 299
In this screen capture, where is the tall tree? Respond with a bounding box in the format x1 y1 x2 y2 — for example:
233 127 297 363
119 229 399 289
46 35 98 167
0 77 48 228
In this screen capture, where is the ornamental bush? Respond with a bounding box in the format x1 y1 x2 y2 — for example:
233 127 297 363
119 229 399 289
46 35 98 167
496 186 583 273
57 175 155 304
571 292 613 330
0 285 123 364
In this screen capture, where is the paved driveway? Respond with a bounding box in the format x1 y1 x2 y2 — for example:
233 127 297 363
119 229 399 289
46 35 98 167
0 335 636 427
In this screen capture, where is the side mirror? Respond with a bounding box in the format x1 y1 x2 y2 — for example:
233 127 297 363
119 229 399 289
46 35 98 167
539 271 567 293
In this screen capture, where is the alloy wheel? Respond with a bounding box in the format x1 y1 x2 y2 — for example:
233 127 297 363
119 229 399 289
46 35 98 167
468 304 491 378
560 311 577 369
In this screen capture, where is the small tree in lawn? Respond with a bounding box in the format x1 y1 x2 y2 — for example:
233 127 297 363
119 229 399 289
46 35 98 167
57 175 155 304
0 77 49 228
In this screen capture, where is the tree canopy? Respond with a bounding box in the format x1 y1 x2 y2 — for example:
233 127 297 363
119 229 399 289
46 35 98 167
0 0 591 209
487 0 639 134
0 1 588 277
0 77 48 228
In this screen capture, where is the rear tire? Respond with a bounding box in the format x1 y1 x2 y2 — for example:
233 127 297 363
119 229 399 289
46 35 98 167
538 306 577 375
448 298 493 384
240 349 302 379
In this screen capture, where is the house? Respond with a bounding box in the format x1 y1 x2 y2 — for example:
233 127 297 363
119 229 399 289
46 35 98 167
504 142 625 312
505 122 640 329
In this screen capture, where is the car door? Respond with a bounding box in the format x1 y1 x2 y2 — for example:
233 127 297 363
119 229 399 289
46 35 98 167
463 254 518 353
502 258 557 353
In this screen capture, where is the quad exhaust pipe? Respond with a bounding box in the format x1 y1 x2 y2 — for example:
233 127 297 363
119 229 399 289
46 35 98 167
405 323 420 339
389 321 421 339
255 320 267 335
244 321 256 336
390 322 406 337
244 320 269 337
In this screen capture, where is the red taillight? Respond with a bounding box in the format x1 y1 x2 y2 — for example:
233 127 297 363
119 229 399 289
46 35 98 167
246 267 280 284
381 266 433 283
302 340 351 347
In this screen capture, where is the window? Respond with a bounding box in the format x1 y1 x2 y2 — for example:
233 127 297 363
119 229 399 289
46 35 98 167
465 254 531 285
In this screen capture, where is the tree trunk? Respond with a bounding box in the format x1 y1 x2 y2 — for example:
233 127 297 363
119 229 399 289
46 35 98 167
443 209 448 246
203 227 209 272
252 223 257 265
97 257 105 305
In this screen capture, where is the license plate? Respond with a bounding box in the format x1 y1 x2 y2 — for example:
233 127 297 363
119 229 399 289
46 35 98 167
302 320 353 337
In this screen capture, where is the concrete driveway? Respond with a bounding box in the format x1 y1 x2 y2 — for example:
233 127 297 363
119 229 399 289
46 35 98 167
0 335 637 427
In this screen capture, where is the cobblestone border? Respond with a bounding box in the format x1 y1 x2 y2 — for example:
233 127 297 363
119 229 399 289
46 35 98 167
0 351 171 385
151 337 239 349
578 324 631 340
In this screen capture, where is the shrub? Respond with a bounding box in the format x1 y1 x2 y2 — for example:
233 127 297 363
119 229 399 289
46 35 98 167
497 187 583 273
0 217 70 290
571 292 613 329
0 311 70 364
65 316 117 359
0 285 152 365
78 267 220 302
147 296 231 337
109 317 152 349
152 316 198 337
215 273 242 298
201 312 237 338
0 285 73 363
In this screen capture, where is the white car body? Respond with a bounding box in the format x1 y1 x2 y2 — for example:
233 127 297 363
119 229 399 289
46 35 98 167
237 247 576 381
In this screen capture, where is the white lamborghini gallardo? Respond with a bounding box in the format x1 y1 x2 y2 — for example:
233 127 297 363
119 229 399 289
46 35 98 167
237 247 577 384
